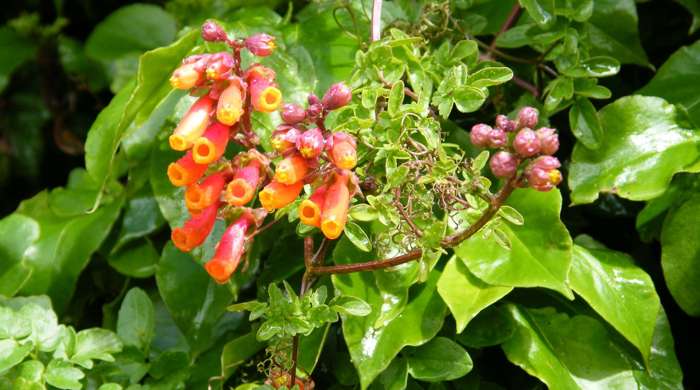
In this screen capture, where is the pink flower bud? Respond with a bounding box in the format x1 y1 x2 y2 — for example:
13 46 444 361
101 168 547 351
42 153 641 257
517 106 539 129
271 125 301 153
306 103 323 121
489 151 518 178
495 114 516 132
308 94 321 106
513 128 541 157
488 127 507 149
470 124 491 148
322 82 352 110
296 128 325 159
244 33 276 57
536 127 559 155
201 21 227 42
525 156 562 192
281 103 306 124
206 52 235 81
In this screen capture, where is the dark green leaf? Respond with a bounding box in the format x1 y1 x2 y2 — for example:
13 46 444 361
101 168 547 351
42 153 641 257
0 27 36 92
585 0 650 67
569 97 603 149
569 96 700 204
117 288 155 352
298 324 330 374
519 0 556 27
456 305 515 348
108 239 159 278
369 357 408 390
405 337 473 382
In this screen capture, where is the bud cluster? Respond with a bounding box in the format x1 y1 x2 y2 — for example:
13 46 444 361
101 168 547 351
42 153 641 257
470 107 562 191
165 21 359 284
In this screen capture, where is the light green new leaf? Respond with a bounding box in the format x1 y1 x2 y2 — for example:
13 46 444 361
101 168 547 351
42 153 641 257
45 360 84 390
569 96 700 204
638 40 700 127
569 97 603 150
0 214 39 296
0 339 32 373
332 238 446 389
344 222 373 252
455 189 573 298
117 288 155 352
467 67 513 88
437 257 512 333
661 195 700 316
570 241 660 363
519 0 555 27
405 337 473 382
71 329 123 369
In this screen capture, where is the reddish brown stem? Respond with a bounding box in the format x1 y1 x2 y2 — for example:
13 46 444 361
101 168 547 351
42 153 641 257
512 76 540 98
309 249 423 275
394 187 423 238
488 3 521 54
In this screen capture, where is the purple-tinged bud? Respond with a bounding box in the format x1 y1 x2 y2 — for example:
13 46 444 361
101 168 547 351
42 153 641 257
206 52 235 80
525 156 562 192
495 114 516 132
296 128 325 159
470 124 492 148
202 21 227 42
536 127 559 155
322 82 352 110
488 127 507 149
517 106 539 129
271 125 302 154
244 33 276 57
513 128 541 157
489 151 519 178
306 103 323 121
281 103 306 124
308 94 321 106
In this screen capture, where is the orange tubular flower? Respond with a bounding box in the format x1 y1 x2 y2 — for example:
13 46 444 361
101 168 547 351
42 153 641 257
171 203 219 252
321 172 350 240
274 154 308 185
216 80 244 126
259 180 303 211
225 159 262 206
299 185 328 227
169 63 202 90
192 122 230 164
167 151 208 187
185 172 226 212
247 66 281 113
204 213 254 283
169 95 215 151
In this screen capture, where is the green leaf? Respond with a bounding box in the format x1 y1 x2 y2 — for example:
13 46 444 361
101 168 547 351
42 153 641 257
0 214 39 296
331 295 372 317
456 305 515 348
0 339 32 373
221 332 265 378
156 243 234 354
45 360 84 390
585 0 649 67
569 97 603 149
638 40 700 127
660 195 700 316
467 67 513 88
85 4 176 61
388 81 405 116
502 304 682 390
562 56 620 78
519 0 555 27
453 86 487 113
113 193 165 252
569 96 700 204
405 337 473 382
570 241 660 363
349 204 379 222
456 189 573 298
71 329 122 369
14 185 124 313
298 324 330 374
497 205 524 226
0 307 30 339
85 29 198 205
117 288 155 352
331 238 446 389
437 257 511 333
108 239 159 278
369 357 408 390
16 301 61 351
0 27 36 92
344 222 373 252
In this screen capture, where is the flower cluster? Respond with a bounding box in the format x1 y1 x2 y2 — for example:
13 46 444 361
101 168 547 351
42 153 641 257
471 107 562 191
165 21 358 284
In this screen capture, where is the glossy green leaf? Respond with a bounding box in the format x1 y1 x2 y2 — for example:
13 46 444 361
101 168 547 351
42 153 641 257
519 0 555 27
569 96 700 204
0 214 39 297
344 222 373 252
71 328 122 369
0 339 32 373
437 257 512 333
219 331 264 379
502 304 682 390
388 81 405 116
661 195 700 316
156 243 234 354
405 337 473 382
569 97 603 149
113 193 165 252
332 238 446 389
117 288 155 352
562 56 620 78
467 67 513 88
639 40 700 127
456 305 515 348
331 295 372 317
45 360 84 390
585 0 650 67
570 240 660 362
456 189 574 298
452 86 487 114
85 4 176 61
298 324 330 374
369 357 408 390
108 239 158 278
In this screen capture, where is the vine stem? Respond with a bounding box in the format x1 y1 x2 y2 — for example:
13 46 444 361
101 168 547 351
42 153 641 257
371 0 382 42
488 3 521 55
308 177 518 275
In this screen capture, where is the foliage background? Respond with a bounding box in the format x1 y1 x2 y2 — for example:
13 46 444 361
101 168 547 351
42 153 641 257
1 0 700 389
